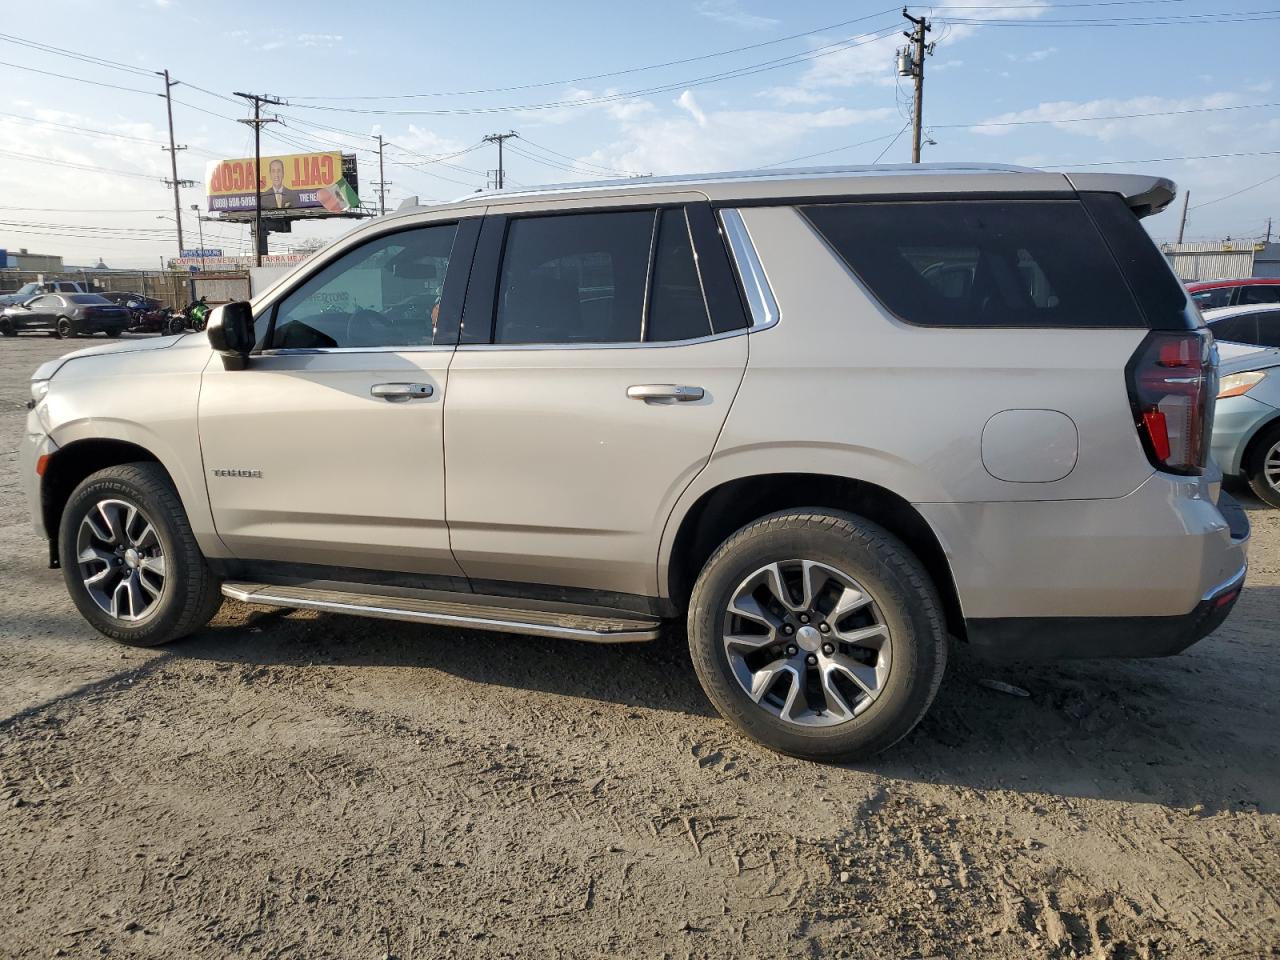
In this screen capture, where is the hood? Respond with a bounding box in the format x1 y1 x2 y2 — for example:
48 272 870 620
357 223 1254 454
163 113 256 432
32 333 192 380
1219 344 1280 376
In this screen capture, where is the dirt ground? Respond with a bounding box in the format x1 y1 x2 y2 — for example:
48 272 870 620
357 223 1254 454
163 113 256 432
1 333 1276 960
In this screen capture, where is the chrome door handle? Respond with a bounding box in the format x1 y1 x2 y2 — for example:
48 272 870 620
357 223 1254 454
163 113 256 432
627 384 705 404
371 382 434 402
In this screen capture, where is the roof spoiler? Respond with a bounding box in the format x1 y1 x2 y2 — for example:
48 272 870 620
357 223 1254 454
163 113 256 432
1064 173 1177 219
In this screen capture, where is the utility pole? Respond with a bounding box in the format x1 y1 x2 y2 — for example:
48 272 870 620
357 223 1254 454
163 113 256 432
1266 217 1273 244
899 9 932 164
190 204 207 272
234 91 285 267
157 69 187 258
375 134 391 215
482 131 518 190
1177 189 1191 245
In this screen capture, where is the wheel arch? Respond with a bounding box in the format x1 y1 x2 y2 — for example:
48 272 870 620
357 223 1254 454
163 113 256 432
1240 412 1280 483
663 472 966 641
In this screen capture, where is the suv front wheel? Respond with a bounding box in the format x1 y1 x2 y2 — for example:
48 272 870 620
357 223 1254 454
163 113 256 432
688 510 948 761
58 463 223 646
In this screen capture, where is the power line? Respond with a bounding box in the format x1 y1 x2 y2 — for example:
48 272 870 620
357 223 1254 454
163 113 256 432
285 8 902 101
3 150 168 180
284 23 905 116
0 60 156 95
1190 171 1280 209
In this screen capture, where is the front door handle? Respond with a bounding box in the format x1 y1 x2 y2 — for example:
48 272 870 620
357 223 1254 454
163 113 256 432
627 384 705 405
371 382 434 402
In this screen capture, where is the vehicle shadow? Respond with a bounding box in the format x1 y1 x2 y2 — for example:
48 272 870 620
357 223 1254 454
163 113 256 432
171 579 1280 812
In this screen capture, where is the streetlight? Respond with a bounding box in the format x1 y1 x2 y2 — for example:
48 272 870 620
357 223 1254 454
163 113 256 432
190 204 207 273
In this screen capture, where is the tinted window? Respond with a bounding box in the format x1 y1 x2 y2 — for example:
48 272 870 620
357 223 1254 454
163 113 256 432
803 200 1145 328
1209 314 1260 345
1254 310 1280 348
1239 285 1280 305
68 294 110 304
269 223 458 349
647 208 712 342
1192 288 1232 310
495 210 653 344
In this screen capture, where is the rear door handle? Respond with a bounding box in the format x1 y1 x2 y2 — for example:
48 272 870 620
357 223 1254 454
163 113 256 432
371 382 434 402
627 384 705 404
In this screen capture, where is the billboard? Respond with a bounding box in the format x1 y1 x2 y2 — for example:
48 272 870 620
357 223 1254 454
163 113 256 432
206 152 360 215
181 248 223 259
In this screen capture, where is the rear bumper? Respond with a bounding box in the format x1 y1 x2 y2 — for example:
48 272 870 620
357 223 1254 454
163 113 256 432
964 560 1246 660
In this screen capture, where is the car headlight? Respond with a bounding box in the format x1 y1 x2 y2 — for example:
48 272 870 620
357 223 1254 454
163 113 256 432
29 379 50 406
1217 371 1266 399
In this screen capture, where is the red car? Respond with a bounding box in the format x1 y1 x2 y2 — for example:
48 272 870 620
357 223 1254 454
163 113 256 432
1187 277 1280 310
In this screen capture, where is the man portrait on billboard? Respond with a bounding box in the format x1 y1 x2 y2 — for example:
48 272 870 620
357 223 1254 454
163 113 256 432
260 158 299 210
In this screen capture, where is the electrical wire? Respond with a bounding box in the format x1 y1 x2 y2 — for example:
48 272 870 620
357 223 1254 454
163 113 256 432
1190 171 1280 209
285 23 905 116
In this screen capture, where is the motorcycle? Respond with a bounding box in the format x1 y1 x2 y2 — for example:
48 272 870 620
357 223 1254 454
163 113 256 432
173 296 211 333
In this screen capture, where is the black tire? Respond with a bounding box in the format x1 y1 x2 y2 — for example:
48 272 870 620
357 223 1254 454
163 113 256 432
1244 421 1280 509
58 463 223 646
0 320 14 337
167 317 186 335
55 316 74 339
106 329 121 338
687 510 948 762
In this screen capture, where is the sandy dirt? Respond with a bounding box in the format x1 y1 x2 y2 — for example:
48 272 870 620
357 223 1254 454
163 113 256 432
1 334 1277 959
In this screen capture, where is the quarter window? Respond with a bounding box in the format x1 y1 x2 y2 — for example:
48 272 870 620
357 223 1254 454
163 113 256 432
803 200 1146 328
269 223 458 349
1254 309 1280 348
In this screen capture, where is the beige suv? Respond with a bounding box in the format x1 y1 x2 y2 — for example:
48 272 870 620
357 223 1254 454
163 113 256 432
21 165 1250 760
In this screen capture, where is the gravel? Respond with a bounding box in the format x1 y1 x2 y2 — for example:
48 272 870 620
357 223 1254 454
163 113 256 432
1 334 1277 958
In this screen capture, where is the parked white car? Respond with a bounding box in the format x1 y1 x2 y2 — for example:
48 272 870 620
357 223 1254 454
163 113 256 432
21 164 1249 759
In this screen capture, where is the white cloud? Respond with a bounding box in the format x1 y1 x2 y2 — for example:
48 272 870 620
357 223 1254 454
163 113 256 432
676 91 707 127
298 33 343 48
968 92 1252 142
1007 47 1057 63
694 0 779 30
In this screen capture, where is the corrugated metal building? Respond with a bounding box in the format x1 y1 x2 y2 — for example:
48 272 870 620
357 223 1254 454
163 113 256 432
1161 240 1266 281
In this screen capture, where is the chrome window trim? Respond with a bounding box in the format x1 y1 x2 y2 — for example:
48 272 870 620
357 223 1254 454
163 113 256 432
719 208 779 331
454 328 746 352
258 345 456 357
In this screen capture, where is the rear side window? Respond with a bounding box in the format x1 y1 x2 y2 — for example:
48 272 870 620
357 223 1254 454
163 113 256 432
802 200 1145 328
1192 288 1232 310
1239 285 1280 305
1208 314 1260 345
1258 310 1280 348
493 207 713 345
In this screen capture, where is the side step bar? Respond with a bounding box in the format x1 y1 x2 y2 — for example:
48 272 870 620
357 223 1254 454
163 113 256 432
221 582 662 644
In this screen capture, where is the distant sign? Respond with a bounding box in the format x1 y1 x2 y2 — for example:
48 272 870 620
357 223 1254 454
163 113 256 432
205 151 360 214
173 253 310 269
181 248 223 259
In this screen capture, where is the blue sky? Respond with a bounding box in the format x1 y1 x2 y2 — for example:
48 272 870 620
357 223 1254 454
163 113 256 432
1 0 1277 267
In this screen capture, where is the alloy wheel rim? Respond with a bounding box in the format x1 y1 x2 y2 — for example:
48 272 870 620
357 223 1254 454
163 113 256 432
722 560 892 728
75 498 167 621
1266 440 1280 493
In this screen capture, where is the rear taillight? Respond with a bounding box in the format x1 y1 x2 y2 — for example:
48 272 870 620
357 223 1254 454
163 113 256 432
1125 330 1216 475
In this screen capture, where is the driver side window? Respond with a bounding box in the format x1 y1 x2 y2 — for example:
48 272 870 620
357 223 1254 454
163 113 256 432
268 222 458 349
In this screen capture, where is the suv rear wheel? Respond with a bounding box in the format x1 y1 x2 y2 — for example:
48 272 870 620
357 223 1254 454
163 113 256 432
58 463 223 646
1244 422 1280 509
687 510 947 761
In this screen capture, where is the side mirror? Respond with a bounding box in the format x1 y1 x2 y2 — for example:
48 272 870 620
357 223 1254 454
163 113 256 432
207 301 256 370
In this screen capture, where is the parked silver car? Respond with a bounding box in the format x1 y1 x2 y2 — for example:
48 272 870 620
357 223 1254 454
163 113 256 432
1211 342 1280 508
20 164 1249 760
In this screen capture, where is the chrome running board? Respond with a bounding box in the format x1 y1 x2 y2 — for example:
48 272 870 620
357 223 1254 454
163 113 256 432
221 582 662 644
